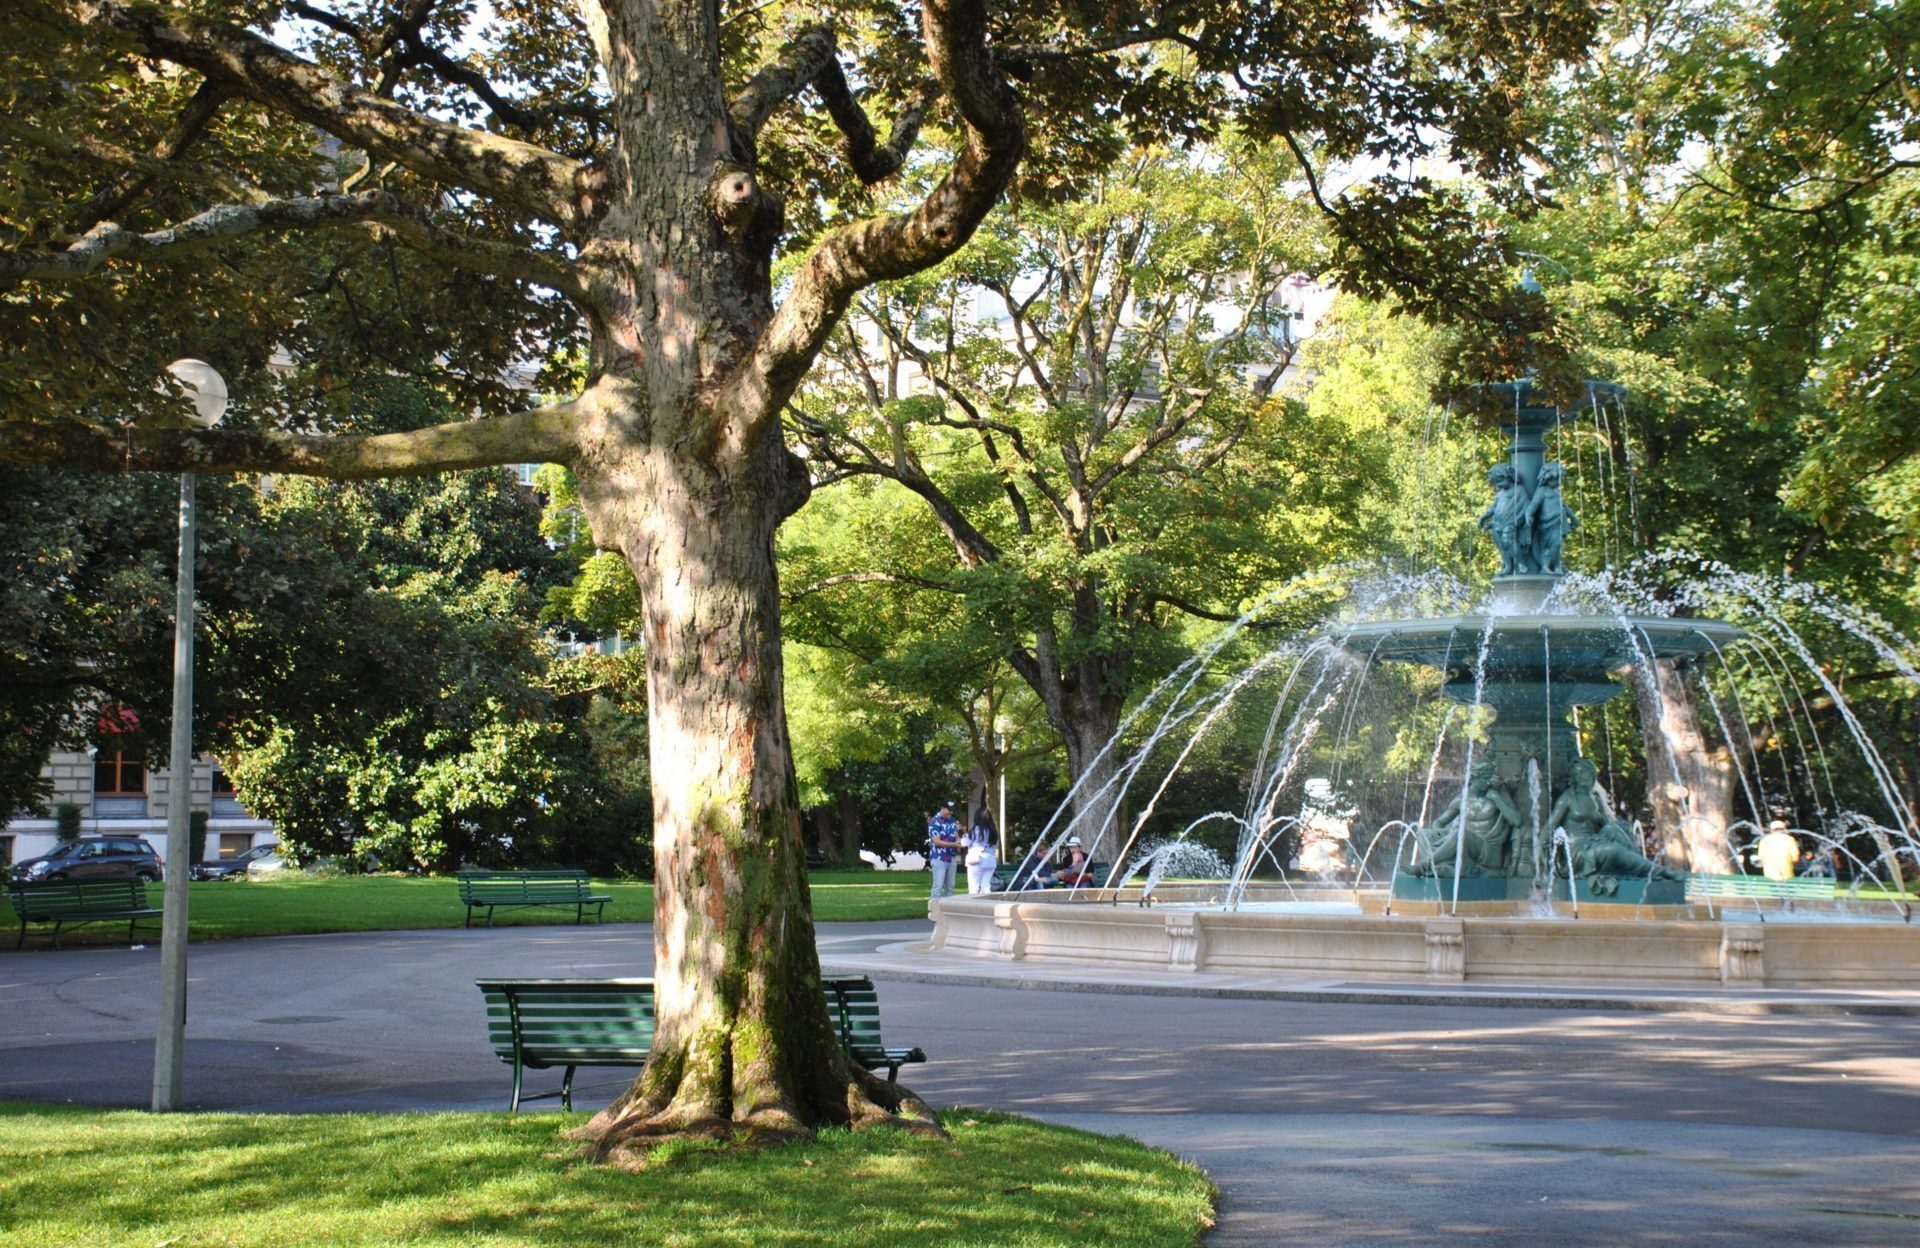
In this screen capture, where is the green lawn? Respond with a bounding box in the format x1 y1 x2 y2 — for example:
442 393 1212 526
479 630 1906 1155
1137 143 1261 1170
0 1104 1213 1248
18 869 932 945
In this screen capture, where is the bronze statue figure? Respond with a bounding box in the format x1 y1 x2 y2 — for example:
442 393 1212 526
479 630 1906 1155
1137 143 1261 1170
1522 461 1579 575
1413 757 1522 877
1545 758 1685 883
1478 462 1533 576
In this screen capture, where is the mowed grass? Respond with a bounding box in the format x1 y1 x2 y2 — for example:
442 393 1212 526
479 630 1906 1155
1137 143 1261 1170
20 869 932 945
0 1104 1213 1248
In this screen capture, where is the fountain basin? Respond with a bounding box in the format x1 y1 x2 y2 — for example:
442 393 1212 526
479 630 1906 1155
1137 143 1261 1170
1340 614 1747 685
928 890 1920 987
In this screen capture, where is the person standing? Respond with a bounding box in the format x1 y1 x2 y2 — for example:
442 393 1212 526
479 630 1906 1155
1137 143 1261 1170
965 807 999 894
1756 820 1800 881
926 801 962 900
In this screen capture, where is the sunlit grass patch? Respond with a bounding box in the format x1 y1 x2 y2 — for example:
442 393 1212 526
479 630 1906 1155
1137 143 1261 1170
0 1104 1213 1247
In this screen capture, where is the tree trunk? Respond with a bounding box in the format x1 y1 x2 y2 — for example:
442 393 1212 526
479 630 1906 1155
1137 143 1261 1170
1060 694 1126 866
1634 659 1736 873
811 805 840 864
568 445 935 1158
835 791 862 866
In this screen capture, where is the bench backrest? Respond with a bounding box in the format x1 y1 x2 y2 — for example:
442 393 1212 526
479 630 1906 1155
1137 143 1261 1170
9 879 152 919
1686 873 1834 900
478 976 897 1065
823 975 891 1059
476 978 656 1064
458 870 593 904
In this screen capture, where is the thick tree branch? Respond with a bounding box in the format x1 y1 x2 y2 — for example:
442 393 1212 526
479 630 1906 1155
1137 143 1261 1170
731 23 839 137
1 191 584 301
812 62 929 183
0 116 266 206
0 396 587 480
719 0 1026 450
783 570 961 600
358 208 589 302
79 0 602 232
730 24 926 181
1145 592 1291 631
1 192 401 281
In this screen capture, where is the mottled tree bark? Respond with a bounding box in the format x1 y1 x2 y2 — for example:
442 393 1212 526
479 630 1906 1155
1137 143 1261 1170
565 440 935 1158
1634 659 1735 872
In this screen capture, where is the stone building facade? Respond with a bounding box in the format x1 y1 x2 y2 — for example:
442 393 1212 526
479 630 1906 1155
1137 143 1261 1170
1 749 277 871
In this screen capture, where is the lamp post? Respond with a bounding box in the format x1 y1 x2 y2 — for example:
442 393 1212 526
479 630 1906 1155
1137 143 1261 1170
152 358 226 1113
994 718 1010 861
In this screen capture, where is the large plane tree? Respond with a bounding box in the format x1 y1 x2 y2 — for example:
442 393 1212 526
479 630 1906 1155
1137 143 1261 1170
0 0 1594 1156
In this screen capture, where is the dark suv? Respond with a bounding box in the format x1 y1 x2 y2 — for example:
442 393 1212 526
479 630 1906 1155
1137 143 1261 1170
9 837 164 884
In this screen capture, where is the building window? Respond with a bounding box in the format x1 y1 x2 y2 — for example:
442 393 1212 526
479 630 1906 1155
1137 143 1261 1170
211 766 248 819
218 833 255 859
93 749 147 818
95 750 145 796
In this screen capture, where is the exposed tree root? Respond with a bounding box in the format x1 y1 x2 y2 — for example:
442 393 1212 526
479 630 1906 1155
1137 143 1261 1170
565 1050 946 1166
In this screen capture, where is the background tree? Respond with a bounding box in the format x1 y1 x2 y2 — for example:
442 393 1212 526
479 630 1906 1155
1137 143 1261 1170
0 376 621 871
794 147 1390 856
0 0 1598 1150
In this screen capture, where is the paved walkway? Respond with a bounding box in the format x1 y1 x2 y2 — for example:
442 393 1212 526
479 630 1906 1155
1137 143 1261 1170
5 921 1919 1246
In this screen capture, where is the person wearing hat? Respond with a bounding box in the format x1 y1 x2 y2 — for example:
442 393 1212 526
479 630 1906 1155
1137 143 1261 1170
1757 820 1800 881
926 801 963 899
1055 836 1092 886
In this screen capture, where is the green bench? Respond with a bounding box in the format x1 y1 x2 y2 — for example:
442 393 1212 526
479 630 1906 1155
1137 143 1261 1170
990 860 1113 892
456 869 611 928
1686 873 1836 902
475 974 926 1111
9 879 163 950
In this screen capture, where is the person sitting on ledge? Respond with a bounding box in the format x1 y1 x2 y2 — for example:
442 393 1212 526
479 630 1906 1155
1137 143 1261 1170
1054 837 1093 886
1009 841 1058 890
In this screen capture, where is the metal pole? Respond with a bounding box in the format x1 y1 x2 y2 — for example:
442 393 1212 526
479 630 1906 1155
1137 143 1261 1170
997 733 1008 860
152 471 196 1111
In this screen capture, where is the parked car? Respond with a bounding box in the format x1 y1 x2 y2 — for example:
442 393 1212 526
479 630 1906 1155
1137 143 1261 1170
190 843 281 881
9 837 164 884
244 848 287 877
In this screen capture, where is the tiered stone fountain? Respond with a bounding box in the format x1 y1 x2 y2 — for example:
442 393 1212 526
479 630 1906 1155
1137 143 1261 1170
1347 378 1741 912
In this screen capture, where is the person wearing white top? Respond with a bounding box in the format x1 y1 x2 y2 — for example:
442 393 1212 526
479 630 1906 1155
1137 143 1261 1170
965 809 999 894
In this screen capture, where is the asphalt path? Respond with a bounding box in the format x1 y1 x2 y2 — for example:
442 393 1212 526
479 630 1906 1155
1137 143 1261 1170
5 921 1919 1246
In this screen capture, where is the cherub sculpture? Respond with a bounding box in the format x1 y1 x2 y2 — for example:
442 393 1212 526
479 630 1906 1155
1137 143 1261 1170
1477 463 1533 575
1522 461 1578 575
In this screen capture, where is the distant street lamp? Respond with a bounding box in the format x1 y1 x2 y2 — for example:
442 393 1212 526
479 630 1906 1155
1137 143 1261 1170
152 359 226 1113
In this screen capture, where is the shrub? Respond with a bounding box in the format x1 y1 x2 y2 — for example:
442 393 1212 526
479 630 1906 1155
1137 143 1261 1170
54 803 81 844
188 810 208 865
